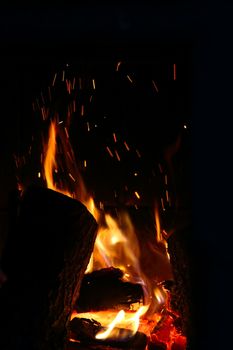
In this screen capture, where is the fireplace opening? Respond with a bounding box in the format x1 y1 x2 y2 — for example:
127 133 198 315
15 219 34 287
0 43 192 350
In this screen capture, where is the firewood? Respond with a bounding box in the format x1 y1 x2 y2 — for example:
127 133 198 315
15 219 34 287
0 186 98 350
76 267 144 312
67 317 148 349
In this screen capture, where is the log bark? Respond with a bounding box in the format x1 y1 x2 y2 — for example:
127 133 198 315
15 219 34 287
66 317 148 349
76 267 144 312
0 186 98 350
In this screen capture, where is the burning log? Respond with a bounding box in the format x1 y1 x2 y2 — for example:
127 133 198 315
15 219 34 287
76 267 144 312
0 186 98 350
66 317 148 349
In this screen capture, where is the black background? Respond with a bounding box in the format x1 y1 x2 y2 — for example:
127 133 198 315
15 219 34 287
0 2 233 349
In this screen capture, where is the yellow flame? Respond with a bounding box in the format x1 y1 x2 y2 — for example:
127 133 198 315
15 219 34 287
154 207 170 261
42 119 171 336
43 121 72 198
95 310 125 340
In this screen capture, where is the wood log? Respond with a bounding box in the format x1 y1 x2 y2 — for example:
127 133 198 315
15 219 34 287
76 267 144 312
66 317 148 349
0 186 98 350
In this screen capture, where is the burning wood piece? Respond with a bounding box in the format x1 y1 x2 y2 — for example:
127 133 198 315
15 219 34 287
76 267 144 312
0 186 98 350
67 317 148 349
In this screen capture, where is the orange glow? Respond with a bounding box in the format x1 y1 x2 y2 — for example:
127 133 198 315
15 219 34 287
39 110 185 347
43 121 72 198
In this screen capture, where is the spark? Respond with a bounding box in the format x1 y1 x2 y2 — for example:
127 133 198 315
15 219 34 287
115 150 121 161
66 79 71 94
136 149 141 158
166 190 169 202
184 124 187 129
165 174 168 185
68 173 76 182
161 197 165 210
38 172 41 178
84 160 87 168
134 172 138 176
114 190 118 198
62 70 65 82
126 75 133 84
87 122 90 132
124 141 130 151
64 127 69 139
152 80 159 93
81 105 84 116
92 79 96 90
89 95 93 103
116 61 122 71
58 120 64 124
52 73 57 86
113 133 117 143
173 63 177 81
106 146 114 157
134 191 140 199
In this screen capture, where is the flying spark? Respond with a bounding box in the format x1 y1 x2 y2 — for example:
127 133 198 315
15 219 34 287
52 73 57 86
115 150 121 161
136 149 141 158
152 80 159 93
173 63 177 81
68 173 76 182
106 146 114 157
126 75 133 84
81 105 84 116
134 191 140 199
116 61 122 71
124 141 130 151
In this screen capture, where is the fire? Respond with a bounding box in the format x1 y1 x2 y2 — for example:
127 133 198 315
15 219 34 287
40 117 186 348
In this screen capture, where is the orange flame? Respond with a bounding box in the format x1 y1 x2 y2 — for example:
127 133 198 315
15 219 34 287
43 121 72 198
42 118 184 346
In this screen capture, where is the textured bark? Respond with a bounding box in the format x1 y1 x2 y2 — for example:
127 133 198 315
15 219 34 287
76 267 143 312
0 186 98 350
167 211 193 348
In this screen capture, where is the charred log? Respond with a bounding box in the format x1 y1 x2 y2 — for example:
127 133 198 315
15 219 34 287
167 213 193 347
0 186 98 350
76 267 144 312
66 317 148 349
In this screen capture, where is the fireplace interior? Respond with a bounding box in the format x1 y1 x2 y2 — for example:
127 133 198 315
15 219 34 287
0 41 193 350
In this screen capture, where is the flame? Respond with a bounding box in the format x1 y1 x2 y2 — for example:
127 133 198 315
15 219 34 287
95 305 148 340
41 118 185 347
43 121 72 198
154 206 170 261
